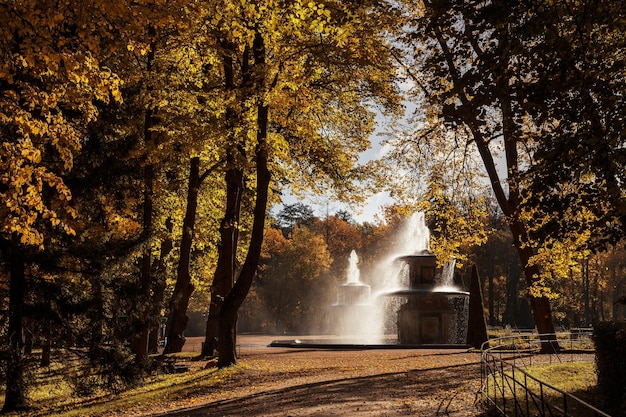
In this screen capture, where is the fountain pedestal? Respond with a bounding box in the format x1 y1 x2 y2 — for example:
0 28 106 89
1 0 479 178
396 292 468 344
332 281 374 337
388 250 469 345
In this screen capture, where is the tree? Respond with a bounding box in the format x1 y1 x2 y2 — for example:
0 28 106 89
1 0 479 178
518 0 626 251
391 0 585 346
275 203 316 235
0 0 128 409
471 206 526 327
201 0 402 365
313 215 362 260
163 156 222 353
256 225 332 333
238 226 287 333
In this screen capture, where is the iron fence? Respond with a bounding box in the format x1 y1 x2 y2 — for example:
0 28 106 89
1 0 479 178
480 333 611 417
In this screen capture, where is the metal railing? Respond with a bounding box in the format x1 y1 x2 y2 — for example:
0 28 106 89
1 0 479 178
480 333 611 417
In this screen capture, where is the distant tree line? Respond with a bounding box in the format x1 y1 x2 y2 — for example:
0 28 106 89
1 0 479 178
239 202 626 335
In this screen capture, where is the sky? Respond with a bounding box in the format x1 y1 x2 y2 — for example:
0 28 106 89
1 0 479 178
273 99 419 224
275 189 392 224
274 128 394 225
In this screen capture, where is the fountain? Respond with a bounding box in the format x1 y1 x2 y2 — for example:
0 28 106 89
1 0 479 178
383 251 469 345
270 213 470 348
330 250 375 340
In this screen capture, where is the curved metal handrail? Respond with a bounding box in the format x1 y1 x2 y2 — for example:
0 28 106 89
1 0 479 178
480 332 610 417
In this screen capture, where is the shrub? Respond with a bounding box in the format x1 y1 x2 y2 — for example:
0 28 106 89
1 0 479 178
593 321 626 416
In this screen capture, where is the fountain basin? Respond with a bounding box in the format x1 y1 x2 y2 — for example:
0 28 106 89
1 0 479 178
268 338 469 349
335 282 371 305
383 289 469 297
381 289 469 345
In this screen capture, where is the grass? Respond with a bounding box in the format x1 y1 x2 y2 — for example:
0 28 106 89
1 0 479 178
0 352 247 417
484 361 604 416
523 362 596 393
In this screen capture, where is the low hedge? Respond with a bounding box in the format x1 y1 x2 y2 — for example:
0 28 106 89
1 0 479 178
593 321 626 416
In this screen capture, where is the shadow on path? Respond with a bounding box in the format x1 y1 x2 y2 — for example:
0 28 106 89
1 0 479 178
158 362 482 417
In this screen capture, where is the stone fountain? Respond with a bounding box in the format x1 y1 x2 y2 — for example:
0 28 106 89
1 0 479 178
382 250 469 345
270 213 470 348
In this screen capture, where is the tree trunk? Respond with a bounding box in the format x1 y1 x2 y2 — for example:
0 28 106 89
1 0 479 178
148 217 173 353
467 265 489 349
429 7 558 347
133 166 153 361
218 136 270 367
583 258 591 326
133 30 158 362
40 296 52 367
202 43 244 357
218 32 269 368
494 31 558 350
2 240 29 412
202 166 243 356
488 261 495 326
89 268 105 361
509 219 558 352
164 157 201 353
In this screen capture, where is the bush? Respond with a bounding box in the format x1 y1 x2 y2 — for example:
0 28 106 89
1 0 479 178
593 321 626 416
69 343 152 396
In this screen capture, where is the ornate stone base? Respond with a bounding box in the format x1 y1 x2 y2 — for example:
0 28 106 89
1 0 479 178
397 293 469 344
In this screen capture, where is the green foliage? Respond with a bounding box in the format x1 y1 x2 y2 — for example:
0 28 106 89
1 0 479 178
519 0 626 251
0 1 124 249
275 203 316 234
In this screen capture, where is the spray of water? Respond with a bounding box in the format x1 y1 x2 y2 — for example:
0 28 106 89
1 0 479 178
346 250 360 284
374 212 432 293
398 212 430 254
358 212 434 343
331 212 462 344
437 258 457 289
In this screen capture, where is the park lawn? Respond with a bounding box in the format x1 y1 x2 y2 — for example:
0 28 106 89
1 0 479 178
523 362 596 393
0 352 242 417
485 361 604 417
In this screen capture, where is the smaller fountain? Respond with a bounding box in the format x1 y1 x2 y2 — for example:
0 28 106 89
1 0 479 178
331 250 375 338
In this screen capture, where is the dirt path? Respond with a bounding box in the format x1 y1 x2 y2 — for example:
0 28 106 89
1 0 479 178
148 336 485 417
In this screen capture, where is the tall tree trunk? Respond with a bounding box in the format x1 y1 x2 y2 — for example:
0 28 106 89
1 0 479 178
583 258 591 326
218 129 270 367
133 30 158 361
40 296 52 367
509 219 558 352
89 265 105 360
218 32 270 368
2 240 29 412
202 165 243 356
133 164 153 361
202 42 244 357
488 260 495 326
164 157 201 353
148 217 173 353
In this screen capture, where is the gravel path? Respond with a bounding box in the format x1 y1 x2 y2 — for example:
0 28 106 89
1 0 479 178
147 336 486 417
